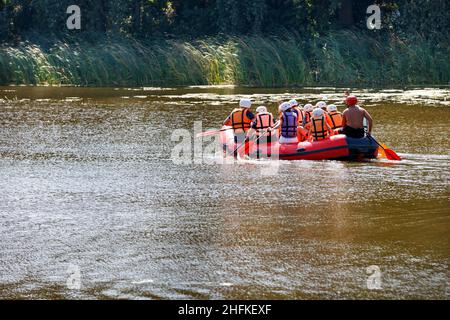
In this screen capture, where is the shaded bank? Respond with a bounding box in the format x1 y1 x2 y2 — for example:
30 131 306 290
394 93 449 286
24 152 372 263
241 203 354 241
0 31 448 87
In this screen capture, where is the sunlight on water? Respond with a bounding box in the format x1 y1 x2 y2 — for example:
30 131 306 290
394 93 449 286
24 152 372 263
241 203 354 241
0 86 449 299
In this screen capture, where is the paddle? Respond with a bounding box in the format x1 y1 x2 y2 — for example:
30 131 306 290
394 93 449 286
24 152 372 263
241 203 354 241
377 143 387 159
366 133 401 161
232 130 269 157
232 132 254 156
196 126 233 138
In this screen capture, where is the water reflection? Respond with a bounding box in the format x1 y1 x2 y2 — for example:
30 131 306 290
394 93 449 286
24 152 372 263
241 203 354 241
0 86 449 299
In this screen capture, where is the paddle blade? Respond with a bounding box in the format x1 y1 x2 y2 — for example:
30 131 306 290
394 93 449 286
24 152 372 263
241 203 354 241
377 147 387 159
384 148 402 161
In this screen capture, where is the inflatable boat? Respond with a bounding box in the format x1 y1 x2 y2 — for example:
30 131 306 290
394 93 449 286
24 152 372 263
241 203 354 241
219 127 379 161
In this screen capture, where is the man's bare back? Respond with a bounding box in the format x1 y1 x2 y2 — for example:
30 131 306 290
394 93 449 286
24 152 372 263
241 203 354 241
342 105 373 133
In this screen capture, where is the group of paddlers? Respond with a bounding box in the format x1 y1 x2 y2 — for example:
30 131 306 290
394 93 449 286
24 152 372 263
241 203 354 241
223 93 373 145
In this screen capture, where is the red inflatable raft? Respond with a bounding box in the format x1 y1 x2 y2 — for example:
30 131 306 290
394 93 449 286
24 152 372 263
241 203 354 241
219 127 378 161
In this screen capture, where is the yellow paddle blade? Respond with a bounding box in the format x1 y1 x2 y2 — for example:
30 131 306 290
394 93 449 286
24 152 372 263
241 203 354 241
377 147 387 159
376 142 390 159
377 143 401 161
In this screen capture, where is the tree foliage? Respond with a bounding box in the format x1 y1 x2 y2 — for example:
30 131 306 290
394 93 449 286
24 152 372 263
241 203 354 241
0 0 447 42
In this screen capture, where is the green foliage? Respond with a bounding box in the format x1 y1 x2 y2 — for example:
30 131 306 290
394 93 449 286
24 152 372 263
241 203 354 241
1 31 448 86
394 0 450 44
0 0 447 86
0 0 447 40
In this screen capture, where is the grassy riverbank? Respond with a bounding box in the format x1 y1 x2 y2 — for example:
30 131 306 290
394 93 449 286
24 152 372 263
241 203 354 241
0 31 448 87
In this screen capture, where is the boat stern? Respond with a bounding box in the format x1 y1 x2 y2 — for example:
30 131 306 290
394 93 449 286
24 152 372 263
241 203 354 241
345 136 378 160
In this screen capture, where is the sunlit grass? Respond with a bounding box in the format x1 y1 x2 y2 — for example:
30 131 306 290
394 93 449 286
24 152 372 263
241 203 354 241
0 31 448 86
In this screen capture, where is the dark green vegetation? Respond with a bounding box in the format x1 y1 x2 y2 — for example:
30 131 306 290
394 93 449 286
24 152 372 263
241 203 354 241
0 0 448 86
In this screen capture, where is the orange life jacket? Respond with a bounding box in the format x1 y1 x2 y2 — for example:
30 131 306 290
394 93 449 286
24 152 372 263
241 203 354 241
293 107 305 125
328 111 343 129
254 112 274 136
230 108 252 133
310 117 329 141
324 112 333 127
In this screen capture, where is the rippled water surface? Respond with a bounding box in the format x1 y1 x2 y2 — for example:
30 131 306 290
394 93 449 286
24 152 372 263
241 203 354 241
0 86 449 299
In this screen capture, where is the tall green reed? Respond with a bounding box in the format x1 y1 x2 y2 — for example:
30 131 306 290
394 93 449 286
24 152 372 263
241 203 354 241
0 31 448 87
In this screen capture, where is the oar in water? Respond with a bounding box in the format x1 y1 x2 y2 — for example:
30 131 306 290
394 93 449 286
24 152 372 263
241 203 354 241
377 142 395 159
377 144 387 159
196 126 233 138
366 133 401 161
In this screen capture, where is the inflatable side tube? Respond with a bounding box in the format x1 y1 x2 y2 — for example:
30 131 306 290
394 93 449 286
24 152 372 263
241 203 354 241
345 136 378 160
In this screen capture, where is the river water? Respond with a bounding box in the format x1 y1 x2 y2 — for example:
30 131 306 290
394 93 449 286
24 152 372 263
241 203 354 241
0 86 449 299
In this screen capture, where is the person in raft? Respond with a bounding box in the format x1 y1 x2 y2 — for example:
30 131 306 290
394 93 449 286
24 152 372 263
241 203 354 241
340 95 373 138
306 108 333 141
269 102 298 144
289 99 304 123
302 103 313 126
249 106 275 158
315 101 334 129
223 98 255 144
316 100 327 112
327 104 343 130
251 106 275 143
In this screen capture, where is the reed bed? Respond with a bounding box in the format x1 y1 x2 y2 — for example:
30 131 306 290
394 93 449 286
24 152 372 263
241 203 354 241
0 31 448 87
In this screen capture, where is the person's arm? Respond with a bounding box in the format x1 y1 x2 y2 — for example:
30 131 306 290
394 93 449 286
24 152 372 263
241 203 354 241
363 109 373 133
325 114 333 127
341 110 347 128
271 119 281 130
307 123 312 137
271 112 283 130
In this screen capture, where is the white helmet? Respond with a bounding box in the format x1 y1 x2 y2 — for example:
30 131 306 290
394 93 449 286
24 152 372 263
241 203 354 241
327 104 337 112
239 98 252 108
316 101 327 109
304 103 313 112
289 99 299 107
256 106 267 113
280 102 291 112
312 108 324 118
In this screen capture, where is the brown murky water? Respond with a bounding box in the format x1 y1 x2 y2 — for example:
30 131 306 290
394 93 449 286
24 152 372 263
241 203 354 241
0 86 449 299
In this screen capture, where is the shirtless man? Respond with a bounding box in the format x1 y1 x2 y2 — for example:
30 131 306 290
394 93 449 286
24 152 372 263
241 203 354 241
340 95 373 139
